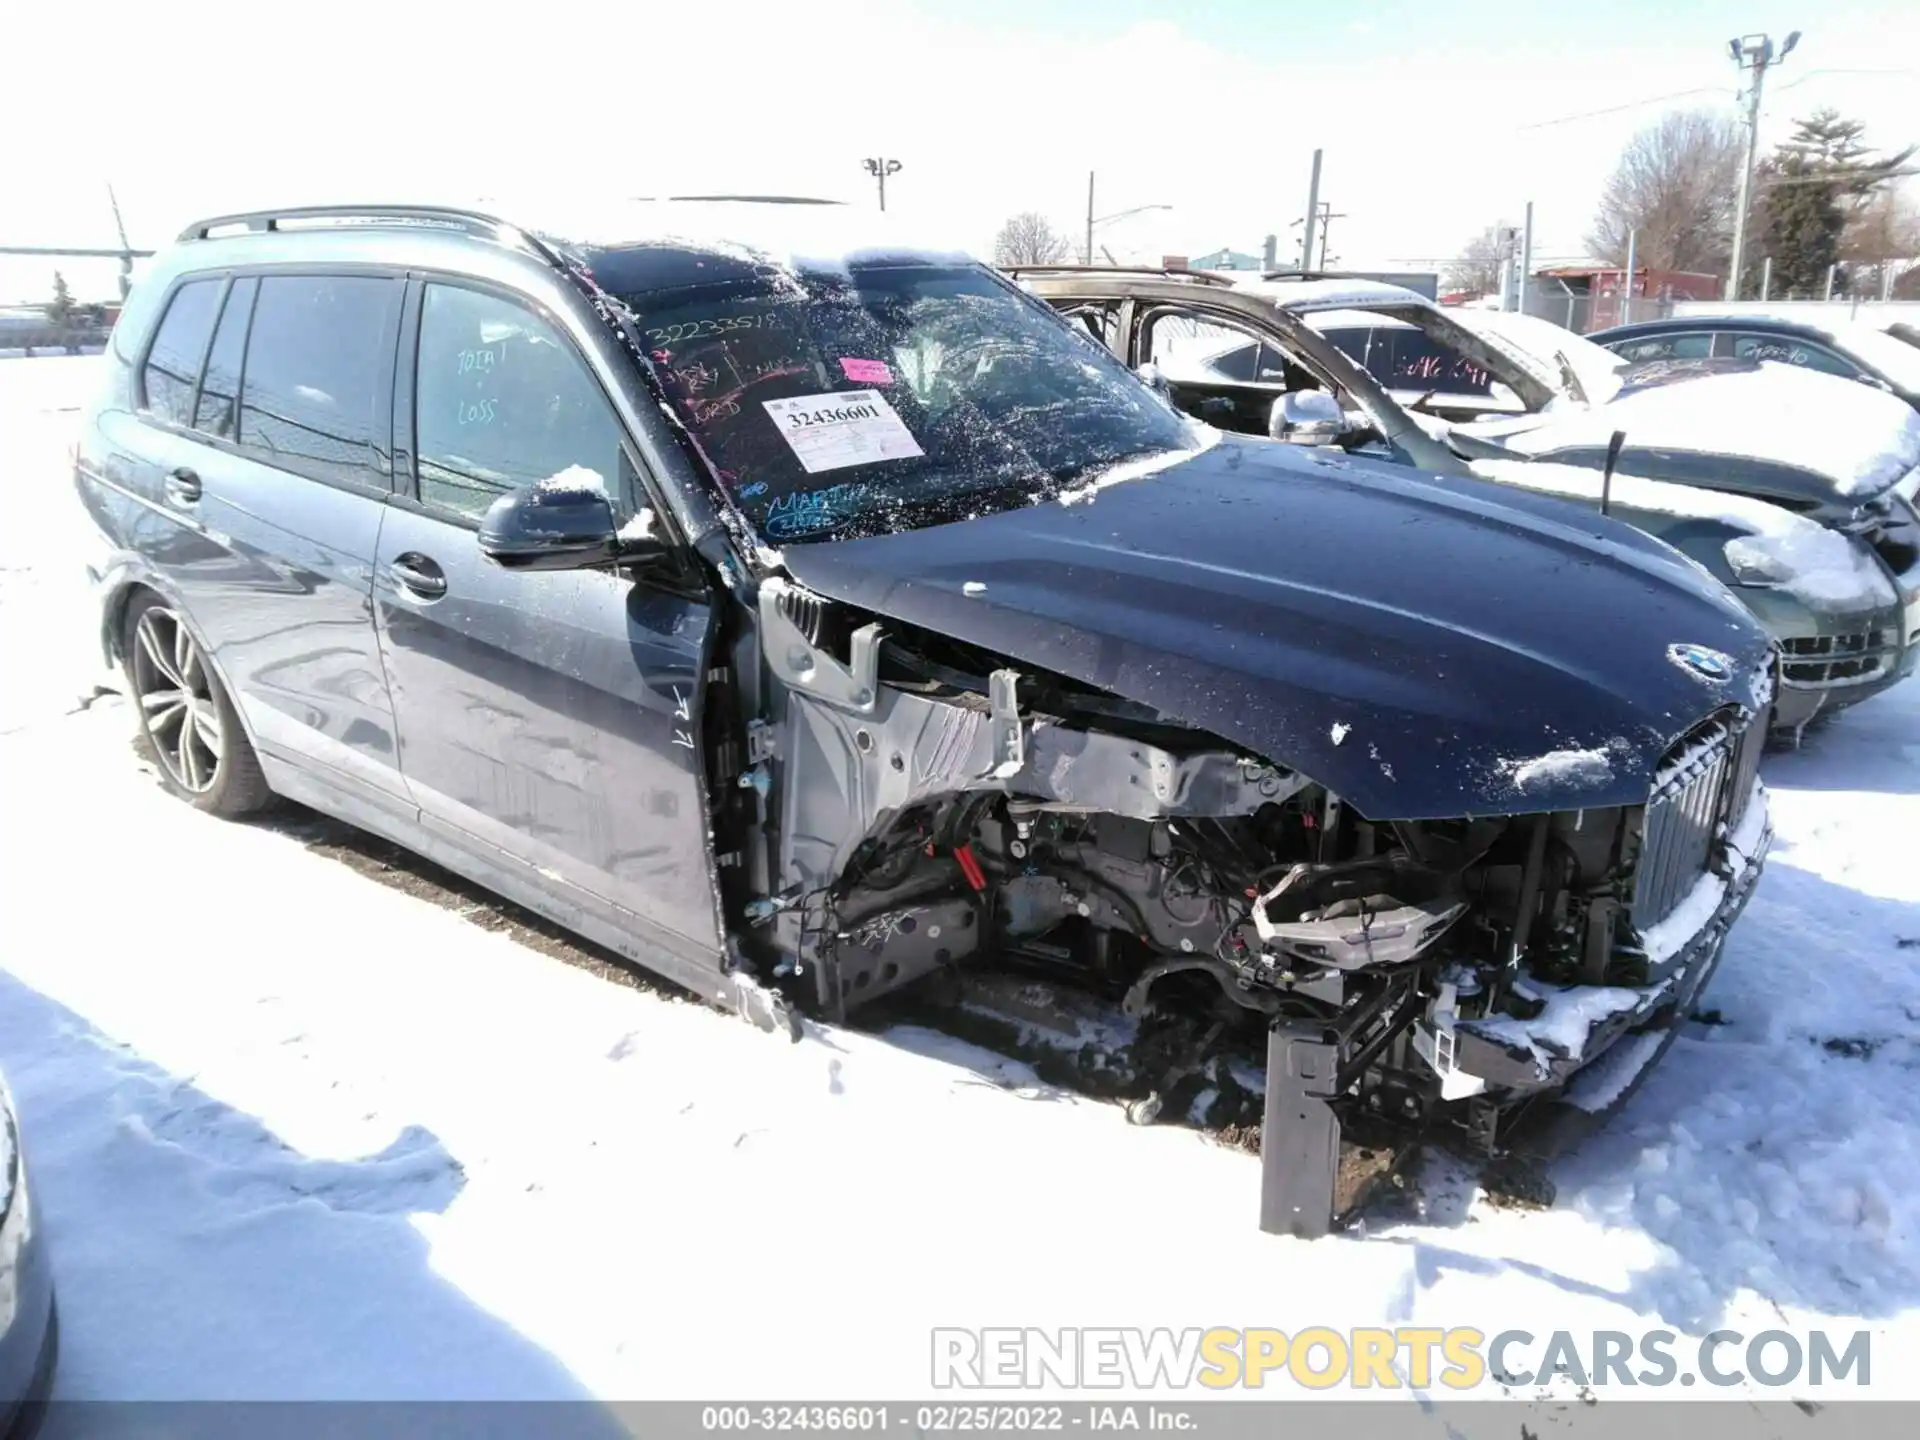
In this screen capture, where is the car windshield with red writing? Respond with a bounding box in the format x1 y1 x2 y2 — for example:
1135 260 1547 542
620 265 1196 542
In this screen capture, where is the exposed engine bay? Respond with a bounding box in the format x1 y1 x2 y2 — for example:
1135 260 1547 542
717 578 1772 1235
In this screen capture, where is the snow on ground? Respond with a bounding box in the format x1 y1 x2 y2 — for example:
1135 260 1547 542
3 358 1920 1422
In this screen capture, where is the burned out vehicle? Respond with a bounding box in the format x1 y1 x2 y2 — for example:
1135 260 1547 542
1018 267 1920 737
77 204 1774 1237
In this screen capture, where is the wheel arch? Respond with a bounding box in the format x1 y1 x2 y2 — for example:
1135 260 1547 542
109 578 266 754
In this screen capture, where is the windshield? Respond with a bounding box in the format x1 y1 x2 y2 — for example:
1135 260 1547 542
1840 323 1920 393
619 264 1198 543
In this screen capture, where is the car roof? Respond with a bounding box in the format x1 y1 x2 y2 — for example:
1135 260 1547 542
168 199 981 296
1597 314 1831 340
1232 275 1435 313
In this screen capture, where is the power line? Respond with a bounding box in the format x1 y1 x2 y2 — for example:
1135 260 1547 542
1515 86 1727 131
1774 67 1920 92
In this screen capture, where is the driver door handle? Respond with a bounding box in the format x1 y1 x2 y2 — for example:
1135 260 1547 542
389 552 447 599
164 466 201 505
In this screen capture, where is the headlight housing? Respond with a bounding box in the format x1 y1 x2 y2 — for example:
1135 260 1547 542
1724 537 1792 587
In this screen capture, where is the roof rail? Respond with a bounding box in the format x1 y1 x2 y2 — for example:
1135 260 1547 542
176 205 561 263
1257 268 1416 284
662 194 845 205
1002 264 1235 287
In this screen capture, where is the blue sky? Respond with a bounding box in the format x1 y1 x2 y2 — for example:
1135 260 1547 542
5 0 1916 301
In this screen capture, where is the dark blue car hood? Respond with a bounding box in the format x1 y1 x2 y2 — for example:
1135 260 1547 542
779 436 1774 821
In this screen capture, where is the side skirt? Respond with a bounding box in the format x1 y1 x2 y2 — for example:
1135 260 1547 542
255 750 785 1026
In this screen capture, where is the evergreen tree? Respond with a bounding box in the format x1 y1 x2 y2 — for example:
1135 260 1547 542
1746 111 1916 297
46 271 75 326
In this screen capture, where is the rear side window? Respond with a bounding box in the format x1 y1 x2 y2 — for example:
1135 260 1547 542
1729 333 1857 378
1372 328 1493 395
194 277 257 439
412 283 627 521
1611 332 1712 362
239 275 399 486
142 279 223 426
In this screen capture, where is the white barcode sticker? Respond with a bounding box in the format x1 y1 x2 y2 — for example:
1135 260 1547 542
761 389 924 474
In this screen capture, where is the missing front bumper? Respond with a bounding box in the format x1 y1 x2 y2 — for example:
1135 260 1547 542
1255 812 1773 1239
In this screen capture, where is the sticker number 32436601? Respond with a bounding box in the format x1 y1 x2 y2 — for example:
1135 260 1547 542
761 389 924 475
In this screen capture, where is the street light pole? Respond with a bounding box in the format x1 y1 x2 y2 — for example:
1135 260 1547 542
1725 29 1799 300
1085 170 1095 265
862 157 902 211
1299 149 1323 270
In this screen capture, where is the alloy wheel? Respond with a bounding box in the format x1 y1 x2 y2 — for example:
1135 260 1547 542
131 607 223 793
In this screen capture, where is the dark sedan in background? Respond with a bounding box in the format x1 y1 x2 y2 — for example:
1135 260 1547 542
1592 312 1920 411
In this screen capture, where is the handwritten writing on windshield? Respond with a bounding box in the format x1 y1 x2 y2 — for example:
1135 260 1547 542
763 482 869 538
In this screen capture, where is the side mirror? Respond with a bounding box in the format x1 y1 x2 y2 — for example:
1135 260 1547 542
479 480 631 572
1268 390 1348 445
1136 361 1172 396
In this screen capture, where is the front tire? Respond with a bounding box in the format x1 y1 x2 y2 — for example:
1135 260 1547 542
122 594 274 816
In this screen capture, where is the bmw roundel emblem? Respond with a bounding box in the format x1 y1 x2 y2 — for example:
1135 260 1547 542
1667 642 1734 683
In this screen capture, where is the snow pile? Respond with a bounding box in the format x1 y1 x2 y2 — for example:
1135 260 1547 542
1503 744 1616 793
1472 458 1898 614
1835 321 1920 393
1484 363 1920 499
535 465 607 498
615 507 656 542
1468 982 1651 1076
1563 710 1920 1332
1724 528 1897 612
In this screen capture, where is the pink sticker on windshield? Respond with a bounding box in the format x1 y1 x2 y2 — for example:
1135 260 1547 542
839 357 894 385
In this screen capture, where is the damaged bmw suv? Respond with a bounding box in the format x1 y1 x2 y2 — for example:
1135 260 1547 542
74 201 1776 1236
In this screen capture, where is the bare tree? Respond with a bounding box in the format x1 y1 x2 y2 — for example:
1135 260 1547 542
1587 108 1743 275
1444 224 1510 296
1842 187 1920 297
994 212 1071 266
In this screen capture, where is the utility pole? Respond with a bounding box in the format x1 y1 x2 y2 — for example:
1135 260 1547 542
1517 201 1534 316
1621 228 1638 325
1315 204 1347 268
1725 30 1800 300
1085 171 1095 265
1290 201 1345 270
107 182 134 300
1299 149 1323 269
862 157 902 212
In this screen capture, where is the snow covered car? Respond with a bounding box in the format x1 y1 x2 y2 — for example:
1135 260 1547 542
76 203 1776 1238
1022 267 1917 737
1591 312 1920 411
1309 296 1920 734
0 1069 56 1436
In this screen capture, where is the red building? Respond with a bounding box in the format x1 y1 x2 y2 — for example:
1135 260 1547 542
1535 265 1722 331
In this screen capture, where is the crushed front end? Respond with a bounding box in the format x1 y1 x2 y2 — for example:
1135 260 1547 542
727 576 1776 1239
